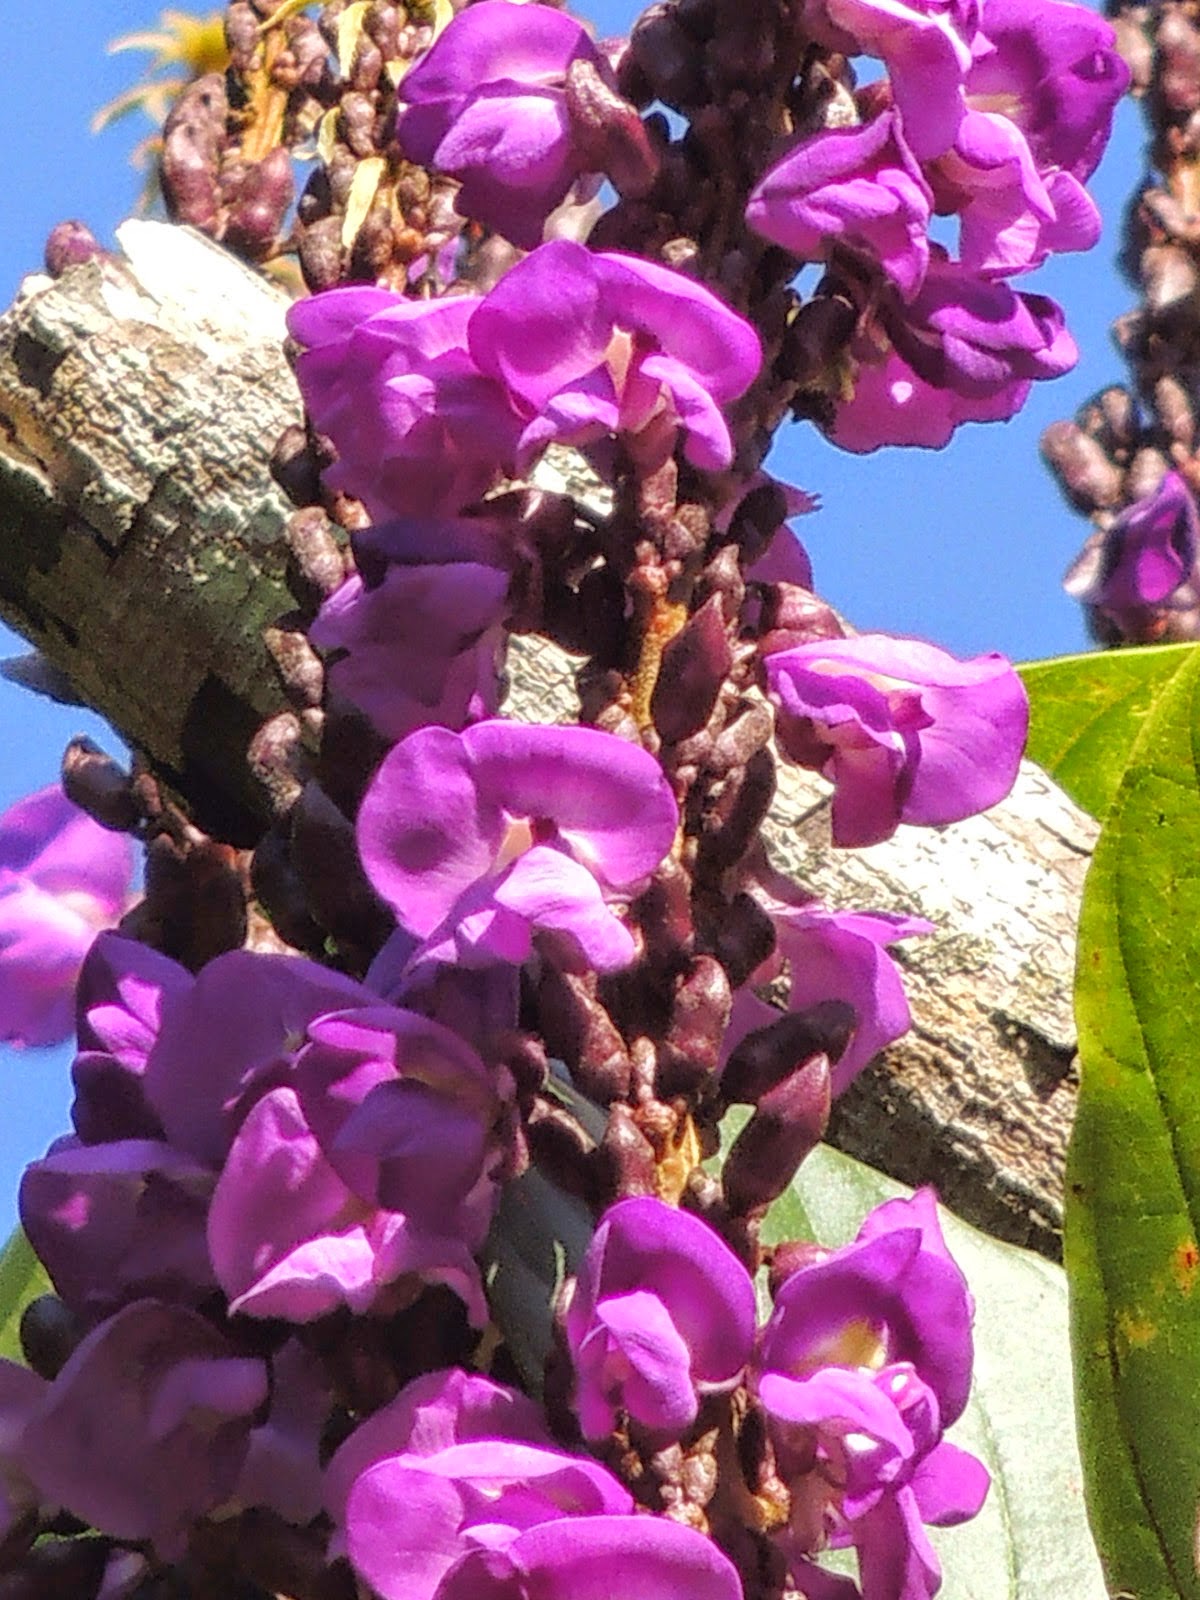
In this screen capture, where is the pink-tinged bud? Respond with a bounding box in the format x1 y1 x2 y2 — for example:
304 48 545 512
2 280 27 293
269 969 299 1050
564 57 660 198
43 221 104 278
1040 420 1124 512
160 74 227 235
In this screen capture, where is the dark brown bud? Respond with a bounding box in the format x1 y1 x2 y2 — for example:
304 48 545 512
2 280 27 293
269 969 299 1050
705 891 776 989
132 834 247 970
597 1100 659 1199
1113 13 1153 95
628 3 706 106
264 620 326 709
767 1237 829 1299
1127 446 1170 503
271 426 326 510
291 779 391 949
695 745 776 876
722 1053 832 1215
248 710 310 815
755 583 847 654
721 1000 855 1103
224 147 295 261
782 293 858 385
1156 375 1195 451
1141 241 1198 311
1158 6 1200 113
250 824 325 953
61 737 140 832
298 214 347 292
538 968 632 1102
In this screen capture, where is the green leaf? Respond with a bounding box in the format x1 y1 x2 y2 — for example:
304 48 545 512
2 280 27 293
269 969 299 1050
1018 643 1197 820
746 1132 1106 1599
0 1227 49 1365
1068 643 1200 1599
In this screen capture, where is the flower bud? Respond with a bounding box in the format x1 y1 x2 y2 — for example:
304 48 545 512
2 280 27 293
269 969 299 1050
60 737 139 832
43 221 104 278
651 595 733 745
722 1001 855 1103
160 74 227 235
723 1053 832 1215
1040 420 1124 511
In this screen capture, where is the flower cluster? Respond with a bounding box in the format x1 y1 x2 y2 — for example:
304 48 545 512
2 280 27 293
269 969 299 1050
744 0 1127 448
0 0 1122 1589
558 1193 989 1600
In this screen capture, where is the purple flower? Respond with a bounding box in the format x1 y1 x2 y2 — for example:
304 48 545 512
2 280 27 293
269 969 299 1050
756 1191 988 1599
468 240 762 472
140 948 368 1167
796 0 980 159
234 1339 331 1526
0 1361 47 1546
1065 470 1200 640
310 516 517 741
68 932 191 1144
0 785 134 1048
324 1368 632 1600
725 890 932 1095
564 1197 756 1441
20 1135 216 1325
357 721 678 974
964 0 1129 184
826 346 1027 453
434 1515 745 1600
830 252 1077 451
764 633 1028 847
14 1300 267 1559
207 1004 508 1323
397 1 613 249
287 287 522 519
746 113 933 301
928 109 1100 278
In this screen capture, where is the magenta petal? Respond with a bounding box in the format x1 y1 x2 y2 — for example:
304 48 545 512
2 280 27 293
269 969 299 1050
578 1290 698 1437
17 1301 266 1559
437 1514 745 1600
910 1440 990 1525
747 112 932 299
491 846 636 972
143 950 368 1164
566 1197 756 1440
207 1087 375 1320
324 1368 551 1524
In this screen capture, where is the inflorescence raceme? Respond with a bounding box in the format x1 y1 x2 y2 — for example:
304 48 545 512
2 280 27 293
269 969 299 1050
1 0 1128 1594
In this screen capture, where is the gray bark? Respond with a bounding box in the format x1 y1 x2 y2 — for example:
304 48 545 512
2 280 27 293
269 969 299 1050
0 220 1095 1257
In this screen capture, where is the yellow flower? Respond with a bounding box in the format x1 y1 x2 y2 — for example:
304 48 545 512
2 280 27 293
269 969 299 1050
92 10 230 135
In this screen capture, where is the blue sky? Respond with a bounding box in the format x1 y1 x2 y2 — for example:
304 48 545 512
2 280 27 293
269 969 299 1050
0 2 1146 1221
